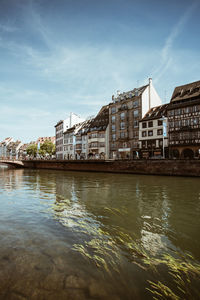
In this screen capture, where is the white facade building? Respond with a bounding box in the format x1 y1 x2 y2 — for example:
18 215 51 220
55 113 85 159
8 141 23 159
63 123 83 159
139 104 169 158
0 137 14 158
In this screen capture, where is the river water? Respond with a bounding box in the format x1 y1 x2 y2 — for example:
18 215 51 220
0 165 200 299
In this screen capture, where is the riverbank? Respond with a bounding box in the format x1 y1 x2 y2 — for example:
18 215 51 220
20 159 200 177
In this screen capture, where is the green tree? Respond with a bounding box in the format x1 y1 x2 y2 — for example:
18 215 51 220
26 144 38 157
38 149 46 157
40 141 55 157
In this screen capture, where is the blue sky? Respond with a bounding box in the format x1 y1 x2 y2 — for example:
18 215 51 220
0 0 199 142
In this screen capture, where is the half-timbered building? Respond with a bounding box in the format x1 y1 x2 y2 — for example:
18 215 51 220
167 80 200 158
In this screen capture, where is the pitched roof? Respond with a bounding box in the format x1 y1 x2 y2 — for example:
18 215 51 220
55 120 63 127
36 136 55 144
76 118 94 135
88 105 109 132
63 122 84 135
170 80 200 103
7 140 22 150
111 84 148 104
141 104 169 121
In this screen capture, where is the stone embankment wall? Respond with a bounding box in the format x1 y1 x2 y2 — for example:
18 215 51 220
21 159 200 177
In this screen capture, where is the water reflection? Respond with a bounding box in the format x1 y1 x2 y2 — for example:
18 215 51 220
0 168 200 299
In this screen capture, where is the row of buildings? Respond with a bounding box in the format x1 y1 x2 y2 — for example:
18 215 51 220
0 136 55 159
55 78 200 160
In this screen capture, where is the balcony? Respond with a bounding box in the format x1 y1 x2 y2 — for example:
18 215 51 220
89 143 98 149
76 145 82 150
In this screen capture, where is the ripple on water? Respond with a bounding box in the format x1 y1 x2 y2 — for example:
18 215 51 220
0 169 200 299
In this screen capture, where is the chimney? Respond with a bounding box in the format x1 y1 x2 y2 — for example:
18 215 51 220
112 95 115 101
70 112 72 128
149 78 152 109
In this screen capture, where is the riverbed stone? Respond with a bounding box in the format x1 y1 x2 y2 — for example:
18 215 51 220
41 268 65 290
88 279 108 298
7 291 27 300
64 274 87 289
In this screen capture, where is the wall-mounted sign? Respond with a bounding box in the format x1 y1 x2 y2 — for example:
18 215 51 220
118 148 130 152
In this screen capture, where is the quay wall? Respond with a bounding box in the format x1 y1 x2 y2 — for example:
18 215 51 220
21 159 200 177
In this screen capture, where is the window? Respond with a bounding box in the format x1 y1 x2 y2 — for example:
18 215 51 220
157 120 163 126
148 130 153 136
148 121 153 127
168 110 174 117
185 119 191 126
111 116 115 123
121 104 127 110
112 134 116 141
133 120 138 128
142 122 147 128
133 100 139 108
133 110 139 117
100 143 105 147
193 105 199 112
185 106 192 114
112 125 116 131
142 141 146 148
147 140 156 148
91 133 98 138
120 132 125 138
157 129 163 135
123 142 127 148
120 122 125 129
142 131 147 137
111 107 116 114
120 112 125 120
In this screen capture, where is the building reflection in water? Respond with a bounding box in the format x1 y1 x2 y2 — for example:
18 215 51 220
47 171 200 260
0 167 200 299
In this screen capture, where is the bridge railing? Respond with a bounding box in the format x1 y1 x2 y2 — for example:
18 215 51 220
0 157 21 161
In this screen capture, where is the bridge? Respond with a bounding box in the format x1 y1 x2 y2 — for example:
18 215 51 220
0 158 24 167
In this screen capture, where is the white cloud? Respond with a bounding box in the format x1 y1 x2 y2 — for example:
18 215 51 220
153 1 199 83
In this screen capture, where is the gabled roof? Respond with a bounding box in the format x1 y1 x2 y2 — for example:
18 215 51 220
88 105 109 132
141 104 169 121
55 120 63 127
7 140 22 150
63 122 84 135
0 137 13 146
37 136 55 144
76 118 94 135
170 80 200 103
111 84 148 104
